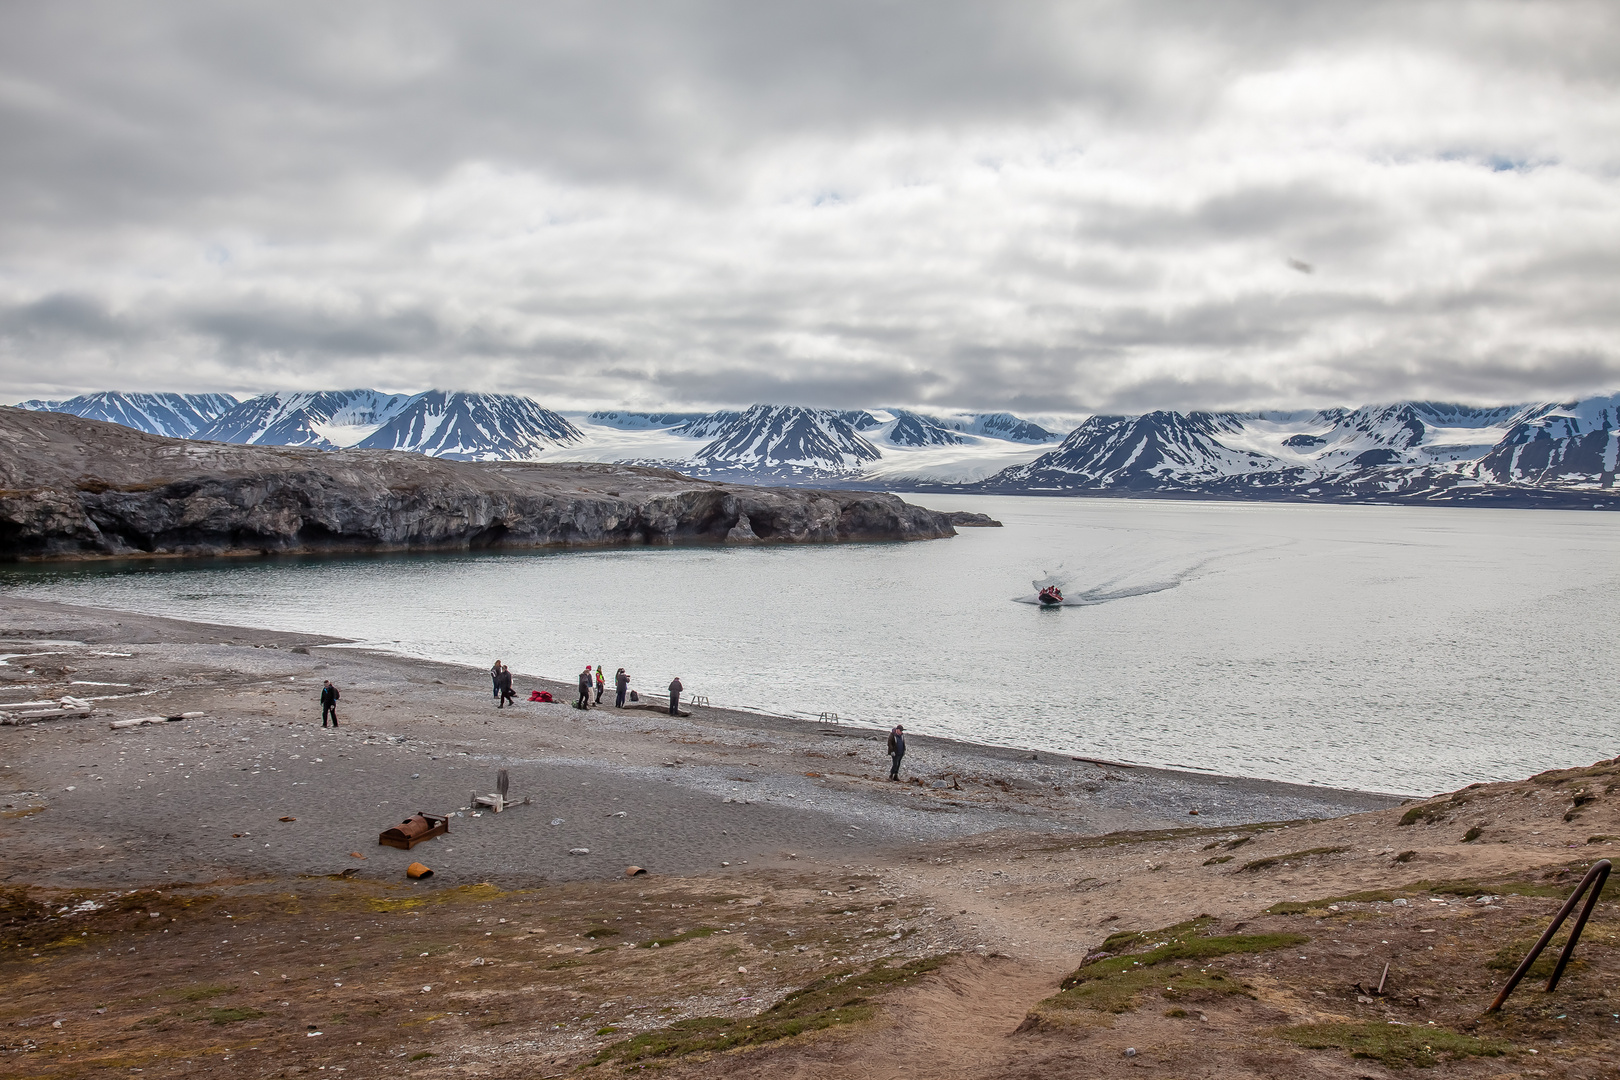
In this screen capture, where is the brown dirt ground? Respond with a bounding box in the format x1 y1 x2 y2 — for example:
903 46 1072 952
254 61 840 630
6 756 1620 1079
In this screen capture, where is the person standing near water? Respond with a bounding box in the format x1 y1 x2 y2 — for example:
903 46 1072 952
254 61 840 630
320 680 340 728
595 665 606 704
887 724 906 780
497 665 516 709
576 665 594 710
668 676 683 715
615 667 629 708
490 660 503 702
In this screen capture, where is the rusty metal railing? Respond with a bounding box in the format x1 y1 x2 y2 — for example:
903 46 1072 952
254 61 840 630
1486 858 1610 1012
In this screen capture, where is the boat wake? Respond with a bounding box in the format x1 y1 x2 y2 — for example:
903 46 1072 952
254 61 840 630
1013 555 1219 607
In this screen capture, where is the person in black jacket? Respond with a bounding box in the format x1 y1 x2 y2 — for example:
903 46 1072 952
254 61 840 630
497 665 515 708
886 724 905 780
667 676 683 715
615 668 629 708
320 681 340 728
576 665 594 710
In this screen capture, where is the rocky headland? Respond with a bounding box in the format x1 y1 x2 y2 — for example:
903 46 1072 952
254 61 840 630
0 407 956 559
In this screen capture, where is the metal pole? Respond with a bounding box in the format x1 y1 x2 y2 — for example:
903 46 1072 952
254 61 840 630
1486 859 1610 1013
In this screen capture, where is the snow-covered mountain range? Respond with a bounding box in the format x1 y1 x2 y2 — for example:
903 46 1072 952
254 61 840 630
193 390 413 449
15 390 1617 505
969 396 1618 505
18 391 239 438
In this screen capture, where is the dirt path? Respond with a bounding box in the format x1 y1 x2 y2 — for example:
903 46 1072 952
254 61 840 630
712 954 1070 1080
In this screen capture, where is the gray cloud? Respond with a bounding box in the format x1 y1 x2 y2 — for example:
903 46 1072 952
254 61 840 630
1 1 1618 411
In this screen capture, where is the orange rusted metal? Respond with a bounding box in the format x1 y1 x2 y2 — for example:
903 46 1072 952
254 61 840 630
379 812 450 850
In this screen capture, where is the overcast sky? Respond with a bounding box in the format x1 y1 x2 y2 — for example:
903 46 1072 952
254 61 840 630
2 1 1617 413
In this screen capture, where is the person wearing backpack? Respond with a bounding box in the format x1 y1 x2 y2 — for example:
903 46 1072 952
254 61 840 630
320 681 340 728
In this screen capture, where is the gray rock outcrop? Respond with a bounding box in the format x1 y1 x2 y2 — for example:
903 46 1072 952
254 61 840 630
0 408 956 560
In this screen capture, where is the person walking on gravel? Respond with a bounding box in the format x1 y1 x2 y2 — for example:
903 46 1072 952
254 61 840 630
667 676 683 716
320 680 340 728
595 665 606 704
497 665 515 709
615 667 630 708
887 724 906 781
576 665 594 710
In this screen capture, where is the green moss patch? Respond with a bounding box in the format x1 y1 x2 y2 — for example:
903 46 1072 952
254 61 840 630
358 881 508 914
639 926 718 949
1417 878 1571 900
1266 890 1398 915
1486 938 1584 980
1061 921 1307 988
202 1006 264 1025
1030 919 1305 1017
1238 847 1349 873
1277 1021 1508 1068
592 956 944 1065
1399 803 1447 827
1049 965 1251 1014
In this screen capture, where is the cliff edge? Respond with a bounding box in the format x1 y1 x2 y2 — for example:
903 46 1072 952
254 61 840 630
0 408 956 559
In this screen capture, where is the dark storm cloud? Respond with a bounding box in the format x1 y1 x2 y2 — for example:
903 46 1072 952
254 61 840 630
1 1 1618 410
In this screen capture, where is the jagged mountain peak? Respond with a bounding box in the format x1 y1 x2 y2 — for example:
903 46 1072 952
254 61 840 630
19 391 240 438
695 404 884 472
195 389 411 448
355 391 581 460
935 412 1061 442
672 411 744 438
882 410 966 447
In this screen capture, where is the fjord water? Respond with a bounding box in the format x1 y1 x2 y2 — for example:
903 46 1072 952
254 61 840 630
9 496 1617 795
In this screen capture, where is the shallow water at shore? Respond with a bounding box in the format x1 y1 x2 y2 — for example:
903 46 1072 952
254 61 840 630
6 495 1617 794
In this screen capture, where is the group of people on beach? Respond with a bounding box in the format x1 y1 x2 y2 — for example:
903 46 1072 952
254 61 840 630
487 660 685 716
317 668 904 775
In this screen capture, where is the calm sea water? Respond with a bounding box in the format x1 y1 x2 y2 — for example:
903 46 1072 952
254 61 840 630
7 495 1617 795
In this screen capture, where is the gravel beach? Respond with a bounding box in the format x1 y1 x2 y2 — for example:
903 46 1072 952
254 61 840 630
0 596 1397 889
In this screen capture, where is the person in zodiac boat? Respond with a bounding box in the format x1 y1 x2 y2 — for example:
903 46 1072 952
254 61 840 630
1038 584 1064 606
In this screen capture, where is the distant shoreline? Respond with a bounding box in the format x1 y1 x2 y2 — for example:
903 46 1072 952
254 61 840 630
0 593 1414 807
